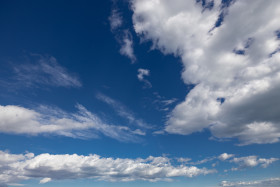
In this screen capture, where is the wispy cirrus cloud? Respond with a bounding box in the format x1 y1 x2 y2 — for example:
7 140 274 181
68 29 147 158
152 92 178 112
0 150 216 186
119 30 137 63
0 104 142 142
109 4 136 63
13 55 82 88
108 8 123 31
96 93 150 130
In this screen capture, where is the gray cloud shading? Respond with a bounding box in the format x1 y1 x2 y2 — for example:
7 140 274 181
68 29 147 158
220 178 280 187
132 0 280 145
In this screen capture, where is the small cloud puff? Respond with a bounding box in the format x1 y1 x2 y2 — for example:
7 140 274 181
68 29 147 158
137 68 152 88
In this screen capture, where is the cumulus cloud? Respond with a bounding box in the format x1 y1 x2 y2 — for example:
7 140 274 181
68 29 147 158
220 177 280 187
216 153 278 171
177 153 278 171
96 93 150 130
13 55 82 88
0 150 216 186
230 156 278 169
137 68 152 88
132 0 280 145
0 104 142 142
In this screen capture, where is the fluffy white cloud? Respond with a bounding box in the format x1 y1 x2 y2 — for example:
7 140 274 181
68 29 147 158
220 177 280 187
230 156 278 169
217 153 278 171
0 104 142 142
0 150 216 186
13 55 82 88
132 0 280 145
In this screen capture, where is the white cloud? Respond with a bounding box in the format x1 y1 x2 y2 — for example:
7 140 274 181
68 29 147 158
217 153 278 171
230 156 278 169
160 98 177 106
39 178 51 184
96 93 150 129
132 0 280 145
152 92 178 112
178 153 278 170
0 104 142 142
0 150 216 186
190 157 215 165
137 68 150 81
218 153 234 161
220 177 280 187
13 55 82 88
109 9 122 31
176 157 191 164
137 68 152 88
0 150 277 186
119 30 137 63
109 6 137 63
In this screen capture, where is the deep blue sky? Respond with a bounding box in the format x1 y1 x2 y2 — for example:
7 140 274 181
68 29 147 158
0 0 279 187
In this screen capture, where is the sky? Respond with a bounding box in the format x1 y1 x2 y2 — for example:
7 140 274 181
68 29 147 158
0 0 280 186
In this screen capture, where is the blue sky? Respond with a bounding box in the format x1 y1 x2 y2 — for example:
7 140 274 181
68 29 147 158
0 0 280 187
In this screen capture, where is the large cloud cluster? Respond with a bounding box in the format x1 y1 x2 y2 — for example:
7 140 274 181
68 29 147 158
0 150 215 186
132 0 280 145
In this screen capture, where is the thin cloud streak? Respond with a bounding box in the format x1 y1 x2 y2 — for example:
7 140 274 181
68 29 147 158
13 55 82 88
109 6 136 63
96 93 150 129
0 104 142 142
